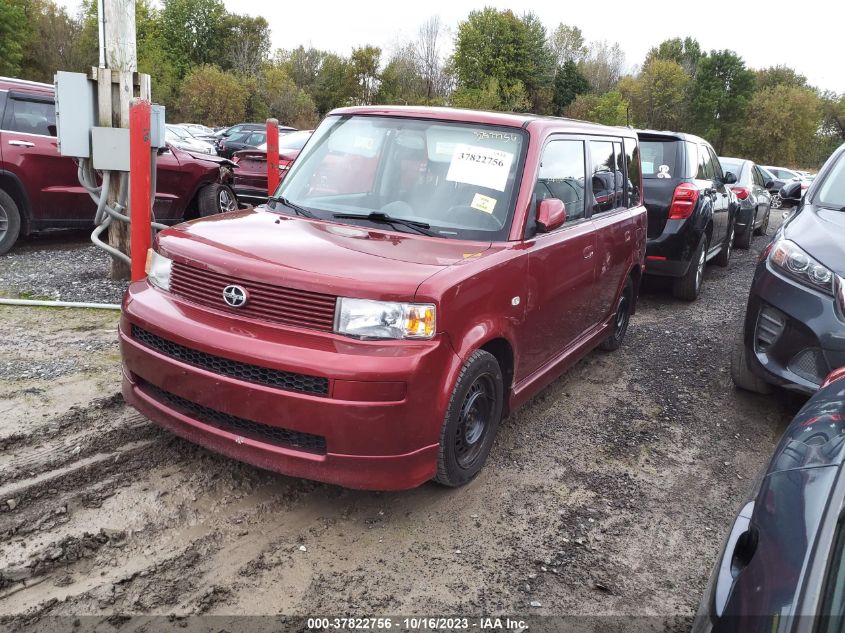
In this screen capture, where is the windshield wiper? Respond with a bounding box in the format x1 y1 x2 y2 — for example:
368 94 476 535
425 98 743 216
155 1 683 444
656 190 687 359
332 211 436 236
268 195 316 219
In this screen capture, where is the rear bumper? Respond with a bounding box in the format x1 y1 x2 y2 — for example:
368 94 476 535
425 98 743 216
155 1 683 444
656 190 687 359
743 261 845 393
120 281 462 490
645 217 702 278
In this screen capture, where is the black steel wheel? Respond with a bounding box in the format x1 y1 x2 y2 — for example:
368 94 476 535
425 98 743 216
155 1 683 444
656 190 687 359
0 189 22 256
435 350 503 487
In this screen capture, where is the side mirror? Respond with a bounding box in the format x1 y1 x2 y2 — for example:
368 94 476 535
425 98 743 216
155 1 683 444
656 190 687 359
765 180 775 189
780 180 803 202
536 198 566 233
723 171 737 185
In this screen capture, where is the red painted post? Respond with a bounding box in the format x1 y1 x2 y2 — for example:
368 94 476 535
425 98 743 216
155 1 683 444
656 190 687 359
129 99 152 282
266 118 280 196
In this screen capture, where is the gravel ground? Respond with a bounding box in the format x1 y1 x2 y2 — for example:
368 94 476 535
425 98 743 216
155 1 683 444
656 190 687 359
0 217 806 631
0 230 128 304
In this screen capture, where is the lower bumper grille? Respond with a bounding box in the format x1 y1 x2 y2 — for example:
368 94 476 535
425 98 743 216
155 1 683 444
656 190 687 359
787 348 830 386
131 326 329 397
140 381 327 454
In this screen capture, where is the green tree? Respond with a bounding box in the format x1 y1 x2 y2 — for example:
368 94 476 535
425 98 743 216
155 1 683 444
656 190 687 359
821 93 845 141
176 64 245 125
160 0 227 76
0 0 28 76
224 14 270 76
519 12 555 113
619 58 689 129
645 37 702 76
312 53 356 115
451 77 507 111
376 44 426 105
278 46 326 93
688 50 755 153
552 60 589 115
349 45 381 105
258 66 318 128
579 40 625 93
549 23 587 66
17 0 89 82
755 65 808 90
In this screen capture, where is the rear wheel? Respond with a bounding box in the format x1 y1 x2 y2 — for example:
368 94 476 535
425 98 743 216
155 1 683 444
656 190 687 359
672 235 707 301
714 222 734 267
731 326 772 394
198 184 237 217
0 189 22 256
600 278 633 351
435 350 503 488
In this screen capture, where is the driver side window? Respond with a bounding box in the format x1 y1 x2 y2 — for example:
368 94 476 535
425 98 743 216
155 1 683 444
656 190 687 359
536 139 586 224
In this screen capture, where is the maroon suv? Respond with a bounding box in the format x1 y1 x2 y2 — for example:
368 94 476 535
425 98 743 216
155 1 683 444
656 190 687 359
120 106 647 490
0 77 238 254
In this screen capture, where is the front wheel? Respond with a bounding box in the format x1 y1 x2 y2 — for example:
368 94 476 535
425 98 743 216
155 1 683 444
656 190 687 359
0 189 22 256
198 184 238 217
435 350 504 488
600 278 633 351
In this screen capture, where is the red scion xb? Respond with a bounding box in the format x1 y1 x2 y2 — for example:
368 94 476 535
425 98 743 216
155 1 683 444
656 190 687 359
120 106 646 490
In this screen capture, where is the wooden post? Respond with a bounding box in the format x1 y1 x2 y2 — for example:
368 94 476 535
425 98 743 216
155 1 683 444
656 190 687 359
101 0 137 281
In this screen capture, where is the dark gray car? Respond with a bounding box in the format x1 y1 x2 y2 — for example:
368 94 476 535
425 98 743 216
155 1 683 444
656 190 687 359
719 157 772 248
731 143 845 394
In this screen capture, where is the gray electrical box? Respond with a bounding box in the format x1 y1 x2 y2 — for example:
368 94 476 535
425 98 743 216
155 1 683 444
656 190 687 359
91 127 130 172
150 105 166 148
54 71 96 158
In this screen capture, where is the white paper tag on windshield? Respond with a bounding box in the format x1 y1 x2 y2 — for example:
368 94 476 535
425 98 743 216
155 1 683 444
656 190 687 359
446 144 514 192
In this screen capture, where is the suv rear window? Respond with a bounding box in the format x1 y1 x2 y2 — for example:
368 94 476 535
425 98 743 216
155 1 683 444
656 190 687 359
640 140 678 179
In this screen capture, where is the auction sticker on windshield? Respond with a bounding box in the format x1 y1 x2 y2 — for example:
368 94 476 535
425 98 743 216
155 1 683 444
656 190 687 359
447 144 514 192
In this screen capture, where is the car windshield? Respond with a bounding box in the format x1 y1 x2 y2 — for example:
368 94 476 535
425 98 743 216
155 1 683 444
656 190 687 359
640 140 679 179
275 115 527 241
168 126 189 139
719 159 742 179
815 151 845 210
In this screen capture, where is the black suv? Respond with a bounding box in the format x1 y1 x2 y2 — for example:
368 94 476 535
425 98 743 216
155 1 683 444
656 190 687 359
731 143 845 395
638 131 738 300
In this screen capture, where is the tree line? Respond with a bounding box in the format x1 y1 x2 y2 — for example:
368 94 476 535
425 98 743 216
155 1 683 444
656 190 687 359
1 1 843 167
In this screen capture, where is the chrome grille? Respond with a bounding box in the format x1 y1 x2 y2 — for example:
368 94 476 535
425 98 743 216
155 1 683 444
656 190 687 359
170 262 337 331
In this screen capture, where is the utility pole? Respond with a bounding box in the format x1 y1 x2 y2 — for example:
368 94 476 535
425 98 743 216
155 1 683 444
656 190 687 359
99 0 139 280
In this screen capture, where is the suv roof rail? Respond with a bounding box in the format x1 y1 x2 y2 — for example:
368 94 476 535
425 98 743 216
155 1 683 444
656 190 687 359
0 76 53 89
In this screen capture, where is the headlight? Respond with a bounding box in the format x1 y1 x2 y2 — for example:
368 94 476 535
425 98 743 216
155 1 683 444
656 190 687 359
334 298 435 340
145 249 173 291
769 239 835 295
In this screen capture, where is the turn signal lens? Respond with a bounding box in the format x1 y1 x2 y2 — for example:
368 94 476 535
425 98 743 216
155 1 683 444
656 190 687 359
334 298 436 340
145 249 173 291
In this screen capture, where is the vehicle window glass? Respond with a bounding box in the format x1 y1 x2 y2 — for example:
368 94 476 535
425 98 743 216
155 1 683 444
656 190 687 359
4 98 56 136
640 140 678 179
537 139 586 223
278 115 527 241
279 131 311 151
248 132 266 145
590 140 616 214
719 159 742 180
612 141 625 209
817 521 845 632
697 145 714 180
624 137 641 206
752 167 764 187
709 147 724 180
816 152 845 210
685 142 698 178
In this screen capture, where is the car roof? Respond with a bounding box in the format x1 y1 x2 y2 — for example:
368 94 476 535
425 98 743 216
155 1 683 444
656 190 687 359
636 128 709 145
328 105 638 138
0 76 54 97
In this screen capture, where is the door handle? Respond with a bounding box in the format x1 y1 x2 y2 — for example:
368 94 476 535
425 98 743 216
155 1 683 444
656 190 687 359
8 140 35 147
624 230 631 242
583 246 594 259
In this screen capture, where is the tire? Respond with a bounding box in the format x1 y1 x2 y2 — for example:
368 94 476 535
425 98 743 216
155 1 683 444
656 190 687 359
730 326 772 394
754 208 770 236
714 222 734 267
770 193 782 210
197 184 237 217
672 235 707 301
736 211 753 249
0 189 22 256
600 278 633 351
435 350 504 488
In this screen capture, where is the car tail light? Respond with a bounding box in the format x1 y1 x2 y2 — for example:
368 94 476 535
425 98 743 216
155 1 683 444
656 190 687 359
732 186 750 200
668 183 700 220
822 366 845 388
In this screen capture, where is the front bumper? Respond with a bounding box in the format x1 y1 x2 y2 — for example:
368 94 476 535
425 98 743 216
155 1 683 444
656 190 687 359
743 261 845 393
120 281 463 490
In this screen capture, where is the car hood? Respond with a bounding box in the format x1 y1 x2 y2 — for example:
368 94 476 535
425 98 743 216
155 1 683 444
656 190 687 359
169 145 236 169
785 206 845 275
157 207 494 301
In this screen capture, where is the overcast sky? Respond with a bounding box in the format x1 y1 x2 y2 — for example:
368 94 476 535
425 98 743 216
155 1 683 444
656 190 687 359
60 0 845 94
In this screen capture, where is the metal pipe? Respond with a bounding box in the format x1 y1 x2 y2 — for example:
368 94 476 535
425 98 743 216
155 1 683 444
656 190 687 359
0 298 121 310
97 0 106 68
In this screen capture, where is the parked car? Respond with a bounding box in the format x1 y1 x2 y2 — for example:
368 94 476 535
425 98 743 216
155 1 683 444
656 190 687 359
165 125 216 155
764 164 812 208
693 366 845 633
180 123 215 137
638 130 737 300
718 157 772 248
231 130 313 204
120 106 647 490
217 129 269 159
0 77 239 255
732 143 845 394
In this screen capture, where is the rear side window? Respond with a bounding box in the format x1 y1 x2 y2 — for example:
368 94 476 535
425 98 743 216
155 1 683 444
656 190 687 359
2 97 56 136
708 147 724 180
624 137 641 206
590 140 617 214
752 166 765 187
640 140 678 179
612 141 625 209
537 139 587 223
697 145 715 180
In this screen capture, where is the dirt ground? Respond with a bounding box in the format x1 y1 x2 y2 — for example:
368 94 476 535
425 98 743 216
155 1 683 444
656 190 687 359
0 218 805 629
